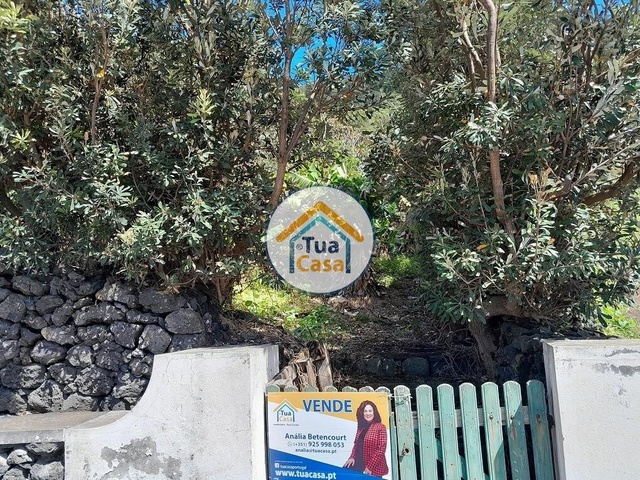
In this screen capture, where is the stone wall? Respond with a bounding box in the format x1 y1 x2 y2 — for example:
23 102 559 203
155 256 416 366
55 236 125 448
0 273 224 415
333 321 555 386
0 443 63 480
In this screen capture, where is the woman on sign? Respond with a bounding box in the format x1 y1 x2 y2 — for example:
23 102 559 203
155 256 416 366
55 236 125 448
343 400 389 477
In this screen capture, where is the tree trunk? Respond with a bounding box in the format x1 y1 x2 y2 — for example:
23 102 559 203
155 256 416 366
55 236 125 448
270 158 288 208
482 295 543 321
468 320 498 379
269 1 294 209
478 0 517 240
213 277 238 307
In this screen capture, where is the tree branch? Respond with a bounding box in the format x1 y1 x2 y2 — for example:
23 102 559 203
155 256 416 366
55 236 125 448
286 83 323 159
478 0 497 101
23 110 42 166
583 162 638 206
0 186 21 217
460 17 485 81
269 1 295 208
478 0 517 238
91 27 110 144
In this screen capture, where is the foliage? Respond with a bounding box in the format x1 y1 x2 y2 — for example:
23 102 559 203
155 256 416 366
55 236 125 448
370 0 640 325
233 271 315 326
0 0 385 300
232 271 344 341
289 110 410 253
601 304 640 339
287 137 368 200
373 253 420 288
0 0 273 291
3 0 640 337
256 0 390 206
295 304 343 342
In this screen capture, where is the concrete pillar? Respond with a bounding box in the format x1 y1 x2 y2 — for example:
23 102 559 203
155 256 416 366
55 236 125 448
65 345 279 480
543 339 640 480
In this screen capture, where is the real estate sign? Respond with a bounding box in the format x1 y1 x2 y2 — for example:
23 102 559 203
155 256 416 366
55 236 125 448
267 392 392 480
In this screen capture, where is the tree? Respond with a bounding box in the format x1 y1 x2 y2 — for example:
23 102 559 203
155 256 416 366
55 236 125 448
256 0 388 207
0 0 275 301
0 0 387 303
370 0 640 373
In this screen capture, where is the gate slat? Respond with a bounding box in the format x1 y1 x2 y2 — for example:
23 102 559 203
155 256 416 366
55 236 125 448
438 384 461 480
460 383 485 480
481 382 507 480
504 381 531 480
377 387 397 480
416 385 438 480
526 380 555 480
390 411 400 480
394 385 418 480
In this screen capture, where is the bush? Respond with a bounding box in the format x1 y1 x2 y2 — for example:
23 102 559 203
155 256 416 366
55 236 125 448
0 0 272 293
369 1 640 328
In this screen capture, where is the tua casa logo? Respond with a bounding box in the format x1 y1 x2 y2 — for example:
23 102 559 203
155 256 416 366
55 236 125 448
267 187 374 294
274 401 297 424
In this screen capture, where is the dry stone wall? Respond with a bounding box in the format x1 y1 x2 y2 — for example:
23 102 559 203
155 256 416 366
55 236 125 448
0 273 224 415
0 443 63 480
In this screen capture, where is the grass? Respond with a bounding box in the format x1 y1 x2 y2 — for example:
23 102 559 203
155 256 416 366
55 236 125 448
293 304 344 342
232 269 348 342
373 253 421 288
601 304 640 339
232 253 423 340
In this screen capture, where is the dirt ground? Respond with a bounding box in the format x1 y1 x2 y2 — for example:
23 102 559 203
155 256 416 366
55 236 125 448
223 277 640 390
223 279 483 388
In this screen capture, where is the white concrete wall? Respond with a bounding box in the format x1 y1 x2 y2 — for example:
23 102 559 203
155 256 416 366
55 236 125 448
543 339 640 480
65 345 279 480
